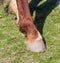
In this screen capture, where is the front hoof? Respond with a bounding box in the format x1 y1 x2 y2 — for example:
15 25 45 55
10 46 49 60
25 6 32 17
25 38 46 52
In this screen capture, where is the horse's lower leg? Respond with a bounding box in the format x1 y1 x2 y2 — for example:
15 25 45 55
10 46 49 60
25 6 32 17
16 0 46 52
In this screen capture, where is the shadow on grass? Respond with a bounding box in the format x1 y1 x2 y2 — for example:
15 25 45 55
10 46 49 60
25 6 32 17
29 0 57 45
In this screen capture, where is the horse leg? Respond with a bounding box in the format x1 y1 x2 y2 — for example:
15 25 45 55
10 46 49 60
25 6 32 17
16 0 46 52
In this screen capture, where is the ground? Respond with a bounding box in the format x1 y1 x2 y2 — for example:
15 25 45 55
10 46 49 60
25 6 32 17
0 0 60 63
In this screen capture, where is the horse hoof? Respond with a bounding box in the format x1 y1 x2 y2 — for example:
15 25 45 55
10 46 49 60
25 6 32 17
25 32 46 52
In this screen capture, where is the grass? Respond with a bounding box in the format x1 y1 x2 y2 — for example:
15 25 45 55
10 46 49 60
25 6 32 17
0 0 60 63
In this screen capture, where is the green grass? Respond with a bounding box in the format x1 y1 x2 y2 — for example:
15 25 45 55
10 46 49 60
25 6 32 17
0 0 60 63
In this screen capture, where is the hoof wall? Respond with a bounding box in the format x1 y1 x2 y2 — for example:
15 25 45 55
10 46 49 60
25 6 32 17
25 39 46 52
